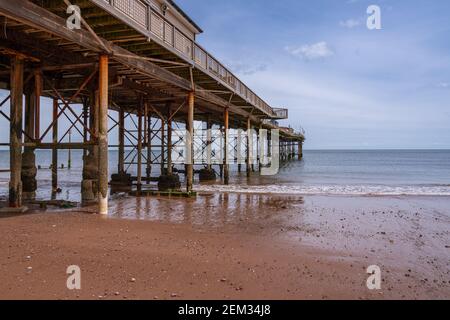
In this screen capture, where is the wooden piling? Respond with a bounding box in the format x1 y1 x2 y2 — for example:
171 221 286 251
9 56 24 208
98 54 109 215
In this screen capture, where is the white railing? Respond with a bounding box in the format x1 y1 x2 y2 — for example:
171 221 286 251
95 0 282 119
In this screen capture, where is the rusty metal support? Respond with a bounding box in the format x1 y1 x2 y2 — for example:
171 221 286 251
98 54 109 215
52 98 58 192
9 56 24 208
33 69 42 140
83 98 88 159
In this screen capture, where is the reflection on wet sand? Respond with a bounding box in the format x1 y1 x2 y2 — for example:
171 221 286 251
109 193 305 231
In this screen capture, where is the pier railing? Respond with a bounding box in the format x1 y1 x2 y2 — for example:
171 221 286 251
91 0 288 120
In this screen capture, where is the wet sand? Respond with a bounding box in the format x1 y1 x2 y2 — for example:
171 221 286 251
0 194 449 300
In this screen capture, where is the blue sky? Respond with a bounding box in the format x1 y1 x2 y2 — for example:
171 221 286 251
0 0 448 150
177 0 450 149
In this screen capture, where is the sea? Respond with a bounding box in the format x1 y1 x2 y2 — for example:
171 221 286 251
0 149 449 202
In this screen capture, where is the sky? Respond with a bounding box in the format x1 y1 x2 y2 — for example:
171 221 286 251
0 0 449 150
175 0 450 149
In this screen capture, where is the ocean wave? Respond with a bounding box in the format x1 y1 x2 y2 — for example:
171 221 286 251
195 184 450 196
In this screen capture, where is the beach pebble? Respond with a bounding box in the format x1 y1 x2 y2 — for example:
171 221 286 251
130 278 136 283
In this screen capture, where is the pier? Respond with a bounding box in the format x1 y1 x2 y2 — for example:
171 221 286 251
0 0 305 214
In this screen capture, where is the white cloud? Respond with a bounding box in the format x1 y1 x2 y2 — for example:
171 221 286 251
285 42 334 60
225 61 268 76
339 19 361 28
438 82 450 88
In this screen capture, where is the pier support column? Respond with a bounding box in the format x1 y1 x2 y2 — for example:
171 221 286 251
237 128 242 173
146 109 152 183
206 116 212 171
186 92 194 193
246 118 252 177
298 141 303 160
199 116 216 182
52 99 58 193
167 107 173 175
223 108 229 185
83 99 88 159
158 105 181 191
118 107 125 174
22 70 39 200
219 125 223 178
256 125 260 172
98 54 109 215
160 116 165 176
137 101 143 191
9 57 24 209
82 90 98 203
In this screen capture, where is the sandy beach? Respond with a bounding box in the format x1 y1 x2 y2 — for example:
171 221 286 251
0 193 448 300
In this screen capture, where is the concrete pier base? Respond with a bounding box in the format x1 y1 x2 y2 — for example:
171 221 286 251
110 173 132 193
81 180 97 202
199 168 217 182
81 152 98 203
21 149 37 200
158 174 181 192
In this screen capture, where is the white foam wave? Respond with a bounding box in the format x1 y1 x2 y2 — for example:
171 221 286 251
195 184 450 196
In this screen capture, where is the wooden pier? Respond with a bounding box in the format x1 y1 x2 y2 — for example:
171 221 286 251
0 0 305 214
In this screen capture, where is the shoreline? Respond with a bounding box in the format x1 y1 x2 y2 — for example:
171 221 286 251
0 193 449 300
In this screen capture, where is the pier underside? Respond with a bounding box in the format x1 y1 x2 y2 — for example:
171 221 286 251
0 0 304 213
